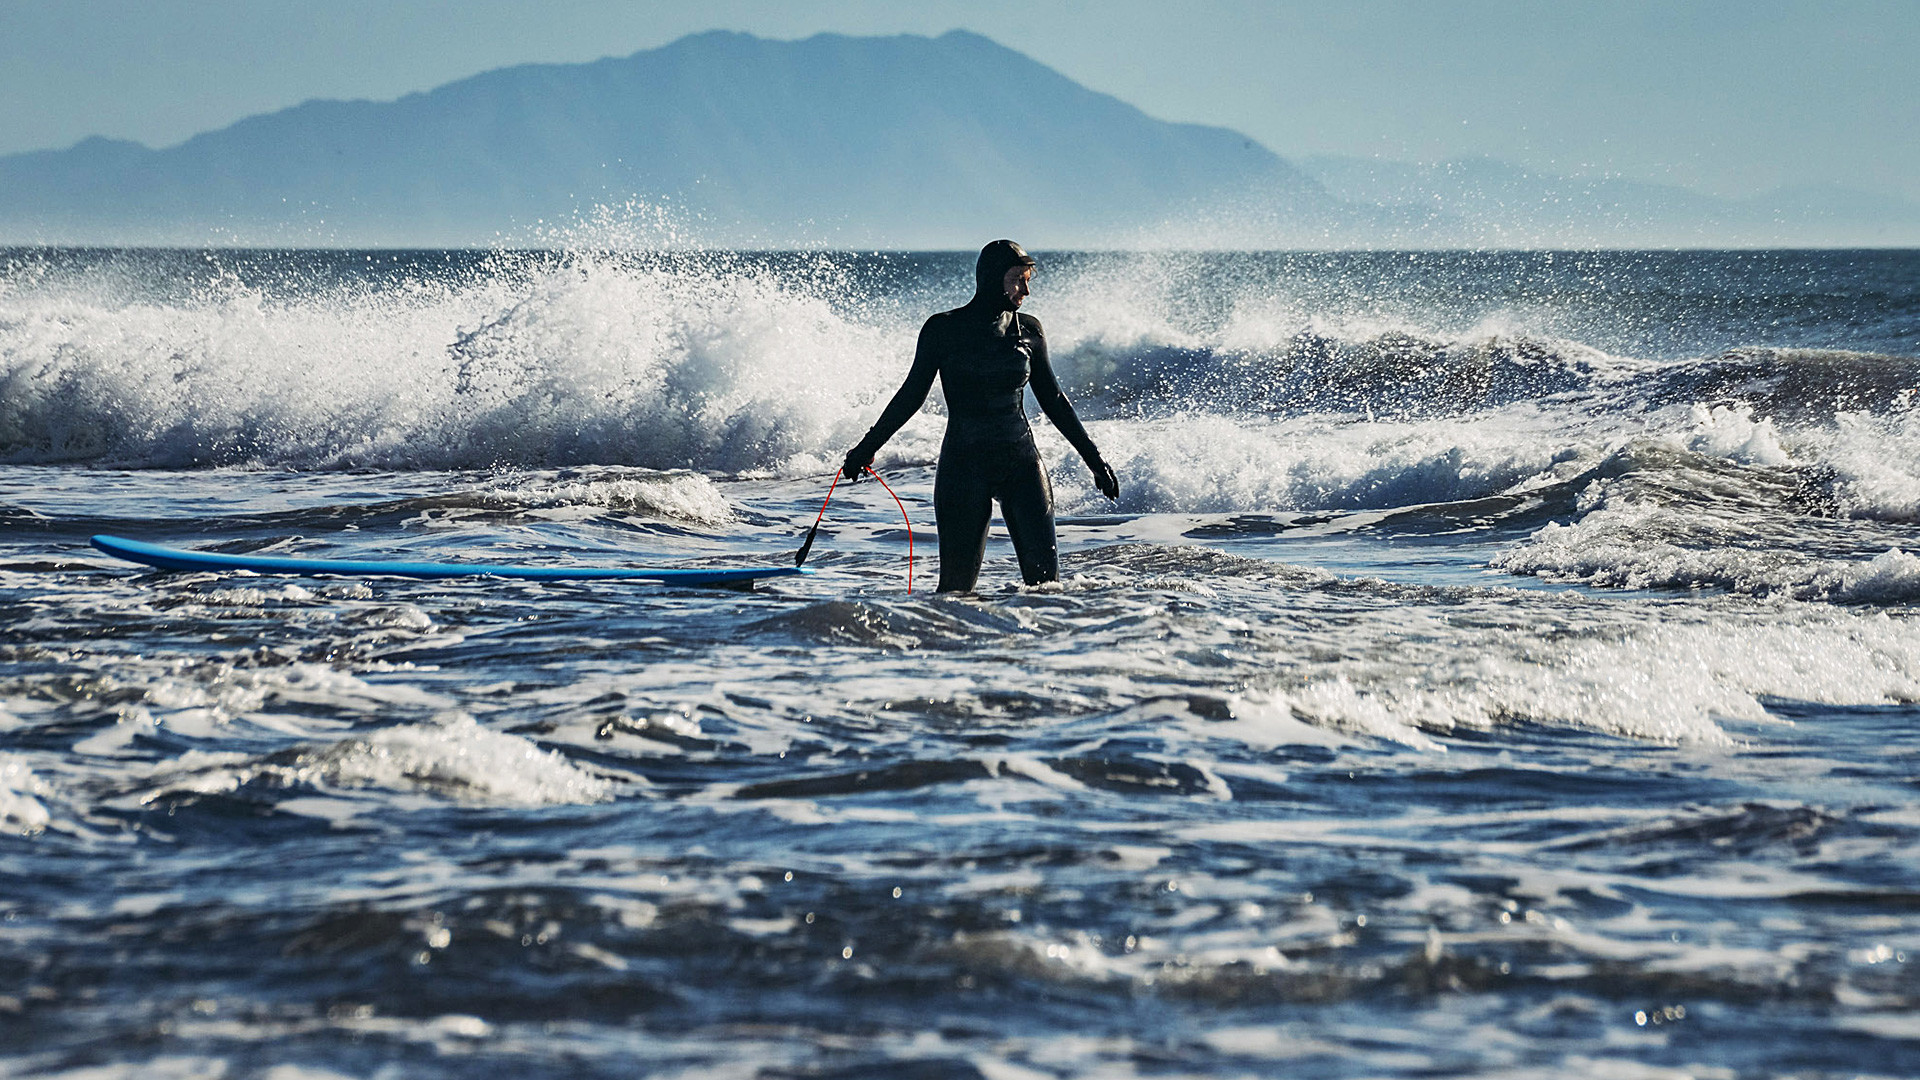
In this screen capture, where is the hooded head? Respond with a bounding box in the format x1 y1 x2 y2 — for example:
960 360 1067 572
972 239 1037 312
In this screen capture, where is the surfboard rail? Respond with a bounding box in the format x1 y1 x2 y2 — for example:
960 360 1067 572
90 534 810 586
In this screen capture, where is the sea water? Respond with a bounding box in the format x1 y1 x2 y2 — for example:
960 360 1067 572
2 245 1918 1078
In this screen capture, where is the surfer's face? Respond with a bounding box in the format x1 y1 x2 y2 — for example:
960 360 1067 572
1003 266 1033 308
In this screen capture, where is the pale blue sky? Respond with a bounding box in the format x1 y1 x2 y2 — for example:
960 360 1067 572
3 0 1916 201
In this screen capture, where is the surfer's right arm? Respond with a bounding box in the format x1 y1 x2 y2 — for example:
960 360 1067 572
842 316 942 482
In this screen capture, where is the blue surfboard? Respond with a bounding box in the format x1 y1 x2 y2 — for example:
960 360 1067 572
91 535 809 587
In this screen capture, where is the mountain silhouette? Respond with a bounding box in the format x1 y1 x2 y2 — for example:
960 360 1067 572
1296 155 1920 248
5 30 1914 248
0 30 1334 248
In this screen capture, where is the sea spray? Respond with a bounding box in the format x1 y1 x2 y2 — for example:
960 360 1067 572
0 248 912 470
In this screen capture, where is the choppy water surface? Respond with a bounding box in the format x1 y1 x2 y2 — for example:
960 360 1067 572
3 247 1920 1078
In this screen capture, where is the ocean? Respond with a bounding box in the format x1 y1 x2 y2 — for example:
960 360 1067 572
2 245 1918 1078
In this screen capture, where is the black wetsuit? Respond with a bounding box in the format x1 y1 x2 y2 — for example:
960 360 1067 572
844 242 1111 592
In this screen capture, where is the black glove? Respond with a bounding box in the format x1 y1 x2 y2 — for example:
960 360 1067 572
841 445 874 483
1089 458 1119 502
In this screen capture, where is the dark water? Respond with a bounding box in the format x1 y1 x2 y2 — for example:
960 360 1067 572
2 247 1919 1078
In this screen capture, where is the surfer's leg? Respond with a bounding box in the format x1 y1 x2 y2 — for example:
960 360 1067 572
998 442 1058 586
934 450 993 592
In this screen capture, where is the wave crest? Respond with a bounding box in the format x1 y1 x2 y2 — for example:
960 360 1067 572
0 251 902 471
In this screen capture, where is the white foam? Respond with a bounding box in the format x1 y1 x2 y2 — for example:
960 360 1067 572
1489 407 1920 601
490 469 735 525
1044 408 1580 514
141 716 613 807
1234 681 1444 749
1492 499 1777 593
1454 614 1920 739
300 716 615 806
1672 403 1920 524
69 662 451 754
1806 409 1920 522
1219 606 1920 747
1041 253 1206 366
0 753 51 834
0 251 911 471
1684 402 1794 467
1495 494 1920 603
1834 548 1920 603
12 1057 237 1080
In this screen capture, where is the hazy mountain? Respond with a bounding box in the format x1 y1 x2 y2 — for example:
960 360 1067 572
0 30 1340 248
3 30 1914 249
1297 155 1920 247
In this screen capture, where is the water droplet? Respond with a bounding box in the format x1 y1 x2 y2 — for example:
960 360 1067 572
841 946 853 959
1634 1011 1648 1026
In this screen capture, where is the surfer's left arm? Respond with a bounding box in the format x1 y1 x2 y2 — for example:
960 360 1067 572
1026 316 1119 501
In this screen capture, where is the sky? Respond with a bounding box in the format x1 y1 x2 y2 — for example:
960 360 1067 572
3 0 1916 203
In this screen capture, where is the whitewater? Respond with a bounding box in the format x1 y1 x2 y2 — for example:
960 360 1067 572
3 244 1919 1078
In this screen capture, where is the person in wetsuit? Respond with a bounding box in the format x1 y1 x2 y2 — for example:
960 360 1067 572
840 240 1120 592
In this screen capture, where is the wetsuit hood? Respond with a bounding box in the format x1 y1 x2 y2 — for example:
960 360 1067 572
971 240 1037 312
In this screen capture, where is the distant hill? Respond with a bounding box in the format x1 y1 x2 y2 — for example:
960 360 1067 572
3 30 1915 249
1297 155 1920 248
0 30 1339 248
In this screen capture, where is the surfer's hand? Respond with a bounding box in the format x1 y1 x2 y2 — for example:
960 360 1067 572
1091 459 1119 501
841 446 872 483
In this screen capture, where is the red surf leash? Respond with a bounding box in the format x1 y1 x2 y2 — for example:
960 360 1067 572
862 466 914 594
793 466 914 594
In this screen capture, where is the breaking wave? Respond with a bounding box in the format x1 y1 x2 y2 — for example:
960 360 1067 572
5 248 1917 551
0 249 902 471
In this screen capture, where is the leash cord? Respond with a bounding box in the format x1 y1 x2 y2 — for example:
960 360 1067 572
863 466 913 594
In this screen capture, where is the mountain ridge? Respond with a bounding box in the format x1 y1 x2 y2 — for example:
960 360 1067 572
0 30 1335 248
3 30 1914 249
1295 154 1920 248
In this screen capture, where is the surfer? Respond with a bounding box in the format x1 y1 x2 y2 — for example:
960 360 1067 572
841 240 1119 592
